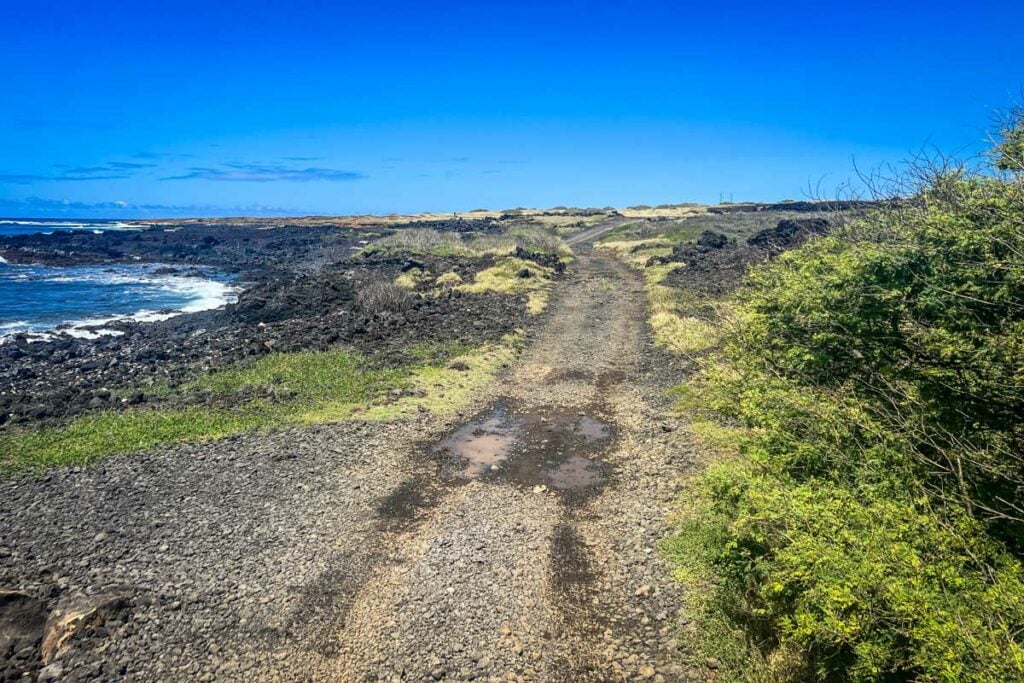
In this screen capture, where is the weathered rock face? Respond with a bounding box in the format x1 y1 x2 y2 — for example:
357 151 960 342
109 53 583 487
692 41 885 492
512 246 567 272
0 589 135 680
747 218 830 252
655 217 834 300
696 230 729 251
41 593 133 664
0 590 47 677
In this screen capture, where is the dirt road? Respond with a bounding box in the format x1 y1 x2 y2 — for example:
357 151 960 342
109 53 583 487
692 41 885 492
0 251 701 682
564 218 638 246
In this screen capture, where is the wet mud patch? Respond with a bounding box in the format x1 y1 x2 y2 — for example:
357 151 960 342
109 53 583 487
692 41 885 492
550 522 595 591
374 476 446 531
594 368 627 390
544 368 592 384
550 520 602 643
435 403 522 478
431 399 615 504
265 561 376 659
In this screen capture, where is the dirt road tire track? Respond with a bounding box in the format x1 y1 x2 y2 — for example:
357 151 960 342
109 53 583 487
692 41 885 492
0 250 703 682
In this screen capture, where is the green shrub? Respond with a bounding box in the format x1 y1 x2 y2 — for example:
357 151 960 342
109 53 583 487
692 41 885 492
670 147 1024 680
995 105 1024 172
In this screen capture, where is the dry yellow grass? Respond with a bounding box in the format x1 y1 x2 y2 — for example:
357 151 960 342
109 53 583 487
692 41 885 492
616 205 707 220
434 271 463 287
458 257 554 314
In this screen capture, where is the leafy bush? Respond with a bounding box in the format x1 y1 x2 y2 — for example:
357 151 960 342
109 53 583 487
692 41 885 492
670 142 1024 680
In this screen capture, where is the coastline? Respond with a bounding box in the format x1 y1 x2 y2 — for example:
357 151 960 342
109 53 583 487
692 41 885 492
0 263 240 343
0 216 552 433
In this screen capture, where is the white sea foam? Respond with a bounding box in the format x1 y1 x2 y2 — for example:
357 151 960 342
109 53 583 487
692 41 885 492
62 327 126 340
0 220 135 229
0 265 240 343
0 220 138 237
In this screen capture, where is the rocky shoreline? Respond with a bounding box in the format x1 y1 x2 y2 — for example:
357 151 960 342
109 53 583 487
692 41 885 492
0 220 548 429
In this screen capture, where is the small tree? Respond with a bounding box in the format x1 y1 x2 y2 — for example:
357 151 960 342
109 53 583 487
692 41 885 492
995 102 1024 172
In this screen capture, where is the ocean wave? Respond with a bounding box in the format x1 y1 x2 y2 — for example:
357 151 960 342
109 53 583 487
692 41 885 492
0 265 240 343
0 219 135 229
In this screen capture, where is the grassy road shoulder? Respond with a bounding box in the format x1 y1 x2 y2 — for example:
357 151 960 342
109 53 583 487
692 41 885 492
0 336 523 472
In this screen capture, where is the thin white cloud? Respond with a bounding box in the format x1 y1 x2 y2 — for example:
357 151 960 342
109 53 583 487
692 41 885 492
163 162 367 182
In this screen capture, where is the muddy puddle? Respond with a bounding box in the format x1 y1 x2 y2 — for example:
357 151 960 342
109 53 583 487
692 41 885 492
432 399 614 497
436 403 522 477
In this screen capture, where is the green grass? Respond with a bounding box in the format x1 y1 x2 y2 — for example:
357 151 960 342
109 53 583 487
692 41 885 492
0 407 269 472
0 342 516 473
0 349 403 471
186 348 402 399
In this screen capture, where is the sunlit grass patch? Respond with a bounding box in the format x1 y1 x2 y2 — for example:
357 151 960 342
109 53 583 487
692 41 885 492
526 290 550 314
0 349 404 471
458 257 554 314
0 338 523 472
187 348 401 400
434 270 463 287
650 312 718 355
0 406 269 472
357 333 523 421
394 267 431 289
370 229 468 257
642 264 723 355
368 226 571 259
594 238 672 269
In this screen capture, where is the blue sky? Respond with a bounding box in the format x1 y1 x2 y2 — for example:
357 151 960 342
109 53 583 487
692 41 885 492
1 1 1021 217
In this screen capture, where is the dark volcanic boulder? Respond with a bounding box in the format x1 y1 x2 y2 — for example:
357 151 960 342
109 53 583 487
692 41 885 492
696 230 729 250
512 246 566 272
747 218 829 251
229 275 356 324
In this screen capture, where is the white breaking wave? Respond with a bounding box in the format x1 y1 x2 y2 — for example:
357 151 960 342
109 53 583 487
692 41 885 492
0 266 240 343
0 219 135 229
163 276 240 313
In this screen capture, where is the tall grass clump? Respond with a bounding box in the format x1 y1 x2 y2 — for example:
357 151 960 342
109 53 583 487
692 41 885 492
668 118 1024 681
372 228 468 256
370 225 570 258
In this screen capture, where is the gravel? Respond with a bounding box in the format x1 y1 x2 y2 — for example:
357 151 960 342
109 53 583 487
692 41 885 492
1 249 706 682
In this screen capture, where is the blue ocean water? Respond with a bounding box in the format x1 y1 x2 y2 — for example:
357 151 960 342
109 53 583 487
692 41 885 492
0 219 238 340
0 218 134 237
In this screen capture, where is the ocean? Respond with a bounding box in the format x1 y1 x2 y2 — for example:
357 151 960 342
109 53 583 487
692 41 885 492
0 219 238 340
